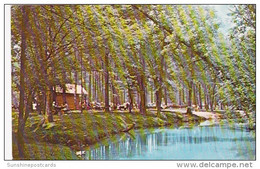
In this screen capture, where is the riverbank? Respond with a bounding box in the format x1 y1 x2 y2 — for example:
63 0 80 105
12 109 254 160
12 109 207 160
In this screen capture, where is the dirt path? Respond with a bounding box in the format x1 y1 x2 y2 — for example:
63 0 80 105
162 108 222 120
192 111 221 120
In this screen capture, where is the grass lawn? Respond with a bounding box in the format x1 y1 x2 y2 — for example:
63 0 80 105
12 110 204 160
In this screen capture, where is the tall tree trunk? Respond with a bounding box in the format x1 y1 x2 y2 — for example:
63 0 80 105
127 84 133 113
25 91 33 119
161 29 167 107
96 71 99 102
44 65 54 121
93 71 96 102
188 81 192 107
155 87 162 116
111 83 116 110
112 75 120 108
198 83 202 109
95 73 98 101
150 87 153 103
154 78 162 116
139 74 146 115
74 69 78 110
17 6 28 158
53 86 57 102
88 71 92 103
101 72 104 103
104 53 110 112
204 85 209 111
46 86 54 122
192 83 197 107
210 84 216 112
145 85 148 106
164 87 167 106
98 72 102 102
137 91 140 108
36 93 42 114
43 90 47 114
182 88 185 105
83 70 87 103
207 94 211 111
25 91 33 113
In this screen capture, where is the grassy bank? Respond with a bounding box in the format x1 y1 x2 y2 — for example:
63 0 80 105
12 110 205 160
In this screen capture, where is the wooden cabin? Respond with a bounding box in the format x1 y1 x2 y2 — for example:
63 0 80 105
55 84 87 110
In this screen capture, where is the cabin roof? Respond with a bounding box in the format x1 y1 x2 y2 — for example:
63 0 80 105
55 84 87 95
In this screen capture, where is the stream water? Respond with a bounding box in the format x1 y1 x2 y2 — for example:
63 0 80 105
78 123 255 160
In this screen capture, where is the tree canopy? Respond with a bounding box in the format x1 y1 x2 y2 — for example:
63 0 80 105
11 4 255 118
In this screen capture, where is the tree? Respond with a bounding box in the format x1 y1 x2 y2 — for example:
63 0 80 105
15 5 29 159
12 5 255 123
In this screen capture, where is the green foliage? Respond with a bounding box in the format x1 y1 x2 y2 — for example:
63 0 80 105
11 5 255 159
12 5 255 113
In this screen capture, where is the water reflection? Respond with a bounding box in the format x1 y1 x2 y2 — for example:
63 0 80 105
80 125 255 160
